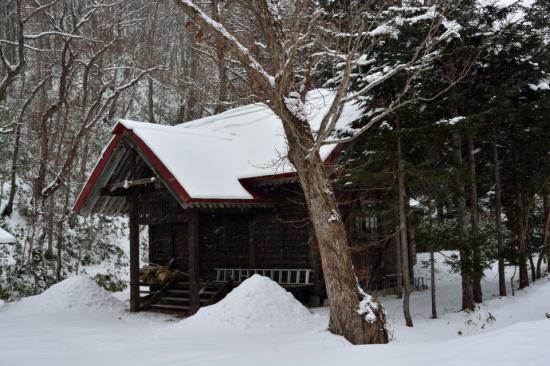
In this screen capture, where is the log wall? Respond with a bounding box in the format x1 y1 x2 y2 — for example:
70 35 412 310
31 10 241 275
149 223 188 271
142 184 401 293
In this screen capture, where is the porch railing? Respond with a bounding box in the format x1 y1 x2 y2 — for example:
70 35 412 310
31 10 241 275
214 268 313 286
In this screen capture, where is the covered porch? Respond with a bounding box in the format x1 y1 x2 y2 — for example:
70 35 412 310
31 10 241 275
73 128 322 314
128 197 320 314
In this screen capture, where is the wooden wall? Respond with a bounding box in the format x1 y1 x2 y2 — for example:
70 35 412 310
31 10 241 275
253 207 310 269
149 223 188 271
141 184 401 288
196 206 312 279
146 204 313 280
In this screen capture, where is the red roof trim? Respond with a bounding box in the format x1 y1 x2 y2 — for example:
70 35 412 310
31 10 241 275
74 122 345 212
239 171 298 185
238 145 344 185
74 122 274 212
325 143 345 165
73 133 123 213
126 131 192 203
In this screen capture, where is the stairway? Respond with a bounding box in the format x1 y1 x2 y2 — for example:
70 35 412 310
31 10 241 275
140 281 232 313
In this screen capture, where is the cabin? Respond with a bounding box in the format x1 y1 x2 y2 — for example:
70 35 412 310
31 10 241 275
73 90 417 314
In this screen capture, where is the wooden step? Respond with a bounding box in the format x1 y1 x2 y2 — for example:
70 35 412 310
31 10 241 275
166 289 190 295
142 279 232 312
158 295 211 302
199 289 217 295
159 296 190 302
150 304 190 311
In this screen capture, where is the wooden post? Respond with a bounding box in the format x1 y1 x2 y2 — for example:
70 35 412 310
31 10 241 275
188 208 200 314
129 198 140 312
129 150 140 312
249 216 256 267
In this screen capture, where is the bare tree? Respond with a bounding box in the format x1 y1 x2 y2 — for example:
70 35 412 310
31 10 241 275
173 0 462 344
0 0 25 110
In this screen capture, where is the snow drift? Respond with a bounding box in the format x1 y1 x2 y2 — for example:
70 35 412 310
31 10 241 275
0 227 16 243
3 276 123 314
176 274 314 330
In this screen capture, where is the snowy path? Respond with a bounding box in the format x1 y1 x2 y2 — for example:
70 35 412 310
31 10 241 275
1 253 549 366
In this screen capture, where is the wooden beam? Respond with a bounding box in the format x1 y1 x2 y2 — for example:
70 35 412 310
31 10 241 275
188 208 200 314
136 215 189 226
83 144 129 214
129 196 140 312
129 150 140 312
104 177 156 191
249 217 256 267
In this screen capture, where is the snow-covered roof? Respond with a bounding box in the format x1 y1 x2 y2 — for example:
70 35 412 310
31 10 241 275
0 227 16 244
74 89 363 213
103 89 361 204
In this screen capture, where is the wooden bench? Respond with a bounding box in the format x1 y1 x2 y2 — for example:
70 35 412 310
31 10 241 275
214 268 313 287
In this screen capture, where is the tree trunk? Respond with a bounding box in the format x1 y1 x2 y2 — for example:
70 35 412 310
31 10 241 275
211 0 228 114
528 254 536 283
467 135 483 303
147 77 156 123
307 226 323 307
395 226 403 299
54 184 71 280
1 121 22 217
281 111 388 344
454 134 475 310
45 196 55 259
536 191 549 278
397 126 413 327
517 189 529 289
430 250 437 319
493 138 506 296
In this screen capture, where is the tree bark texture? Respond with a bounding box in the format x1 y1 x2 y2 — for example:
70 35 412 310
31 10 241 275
397 128 413 327
536 192 549 278
280 109 388 344
1 122 22 217
517 189 529 289
430 250 437 319
454 134 475 311
493 139 506 296
467 135 483 303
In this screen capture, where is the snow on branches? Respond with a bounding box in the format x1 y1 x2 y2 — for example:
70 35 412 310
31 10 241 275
284 91 308 121
357 284 382 323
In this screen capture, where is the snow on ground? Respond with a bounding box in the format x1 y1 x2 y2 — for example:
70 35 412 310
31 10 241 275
175 274 316 330
1 276 124 315
0 227 15 244
0 253 549 366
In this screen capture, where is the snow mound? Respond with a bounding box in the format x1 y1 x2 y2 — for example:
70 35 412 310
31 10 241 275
5 276 123 314
0 227 16 243
177 275 313 330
